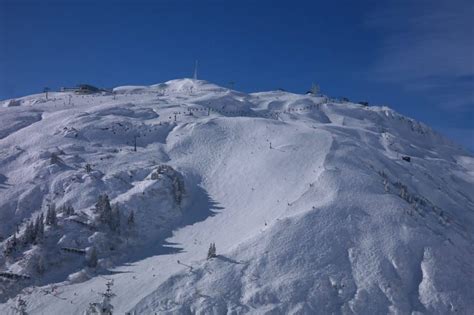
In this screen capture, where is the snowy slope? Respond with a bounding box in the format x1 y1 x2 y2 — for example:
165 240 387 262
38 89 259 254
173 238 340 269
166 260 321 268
0 78 473 314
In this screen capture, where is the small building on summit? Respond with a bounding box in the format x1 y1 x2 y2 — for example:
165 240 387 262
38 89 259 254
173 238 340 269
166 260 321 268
61 84 104 94
76 84 101 94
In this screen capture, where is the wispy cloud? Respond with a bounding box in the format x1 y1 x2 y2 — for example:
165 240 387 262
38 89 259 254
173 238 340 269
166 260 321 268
367 0 474 111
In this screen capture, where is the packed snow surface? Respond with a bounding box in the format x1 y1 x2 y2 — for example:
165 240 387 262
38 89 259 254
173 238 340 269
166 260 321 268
0 78 473 314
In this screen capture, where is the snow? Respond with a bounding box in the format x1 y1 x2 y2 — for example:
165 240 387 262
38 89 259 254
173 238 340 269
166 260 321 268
0 79 473 314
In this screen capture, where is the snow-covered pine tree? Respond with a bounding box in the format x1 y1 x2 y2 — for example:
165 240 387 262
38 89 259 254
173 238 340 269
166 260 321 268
400 185 408 200
207 243 212 259
96 194 112 227
172 176 185 205
84 303 97 315
45 207 50 225
50 152 61 165
34 214 44 242
58 204 75 216
95 194 109 213
383 179 390 193
35 254 46 275
12 295 27 315
110 204 121 233
50 205 57 225
207 243 217 259
125 210 136 242
87 246 98 268
65 204 75 216
3 233 17 257
101 280 115 314
85 163 92 173
45 204 58 226
127 210 135 228
22 221 36 245
84 280 115 315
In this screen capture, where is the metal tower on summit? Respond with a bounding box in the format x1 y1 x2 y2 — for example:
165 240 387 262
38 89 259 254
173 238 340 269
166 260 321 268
193 60 198 80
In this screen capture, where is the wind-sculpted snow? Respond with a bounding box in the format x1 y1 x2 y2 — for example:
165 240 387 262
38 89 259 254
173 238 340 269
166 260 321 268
0 79 472 314
0 109 42 139
92 104 159 119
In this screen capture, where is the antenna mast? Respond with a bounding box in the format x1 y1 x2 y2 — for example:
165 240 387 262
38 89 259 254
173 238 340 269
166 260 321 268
193 60 198 80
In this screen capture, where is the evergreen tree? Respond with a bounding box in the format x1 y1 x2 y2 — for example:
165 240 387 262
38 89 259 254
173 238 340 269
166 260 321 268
87 246 98 268
22 221 36 245
50 152 61 165
34 214 45 242
45 207 50 225
45 204 58 226
110 204 121 233
51 205 58 225
400 185 408 200
100 280 115 314
85 163 92 173
65 204 75 216
207 242 216 259
12 295 28 315
34 217 40 239
125 210 136 242
84 280 115 315
36 255 46 275
127 210 135 228
383 179 390 193
96 194 112 226
84 303 96 315
3 233 17 257
59 204 75 216
95 195 122 233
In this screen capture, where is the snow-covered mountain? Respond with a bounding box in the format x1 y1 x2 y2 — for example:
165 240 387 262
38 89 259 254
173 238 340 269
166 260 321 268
0 78 473 314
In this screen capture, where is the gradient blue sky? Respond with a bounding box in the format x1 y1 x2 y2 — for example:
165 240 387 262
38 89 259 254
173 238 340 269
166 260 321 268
1 0 473 151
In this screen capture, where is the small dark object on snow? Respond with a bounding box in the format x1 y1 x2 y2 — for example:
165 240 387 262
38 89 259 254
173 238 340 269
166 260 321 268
61 247 86 255
85 163 92 173
358 101 369 106
402 156 411 162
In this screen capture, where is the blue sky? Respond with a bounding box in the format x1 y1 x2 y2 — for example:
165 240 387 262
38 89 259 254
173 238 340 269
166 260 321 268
1 0 473 151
